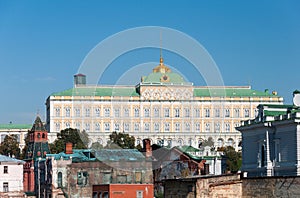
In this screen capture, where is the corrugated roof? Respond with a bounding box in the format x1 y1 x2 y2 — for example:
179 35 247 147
0 154 25 164
95 149 145 161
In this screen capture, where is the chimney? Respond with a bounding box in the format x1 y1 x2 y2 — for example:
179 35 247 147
65 142 73 154
143 139 152 158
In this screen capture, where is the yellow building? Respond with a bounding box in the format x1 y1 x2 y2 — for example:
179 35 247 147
46 57 283 150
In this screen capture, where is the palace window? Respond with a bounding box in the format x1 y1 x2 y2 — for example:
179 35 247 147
154 123 160 132
215 122 220 132
244 108 250 118
104 123 110 132
225 109 230 117
55 122 60 132
75 108 80 117
205 123 210 132
205 108 210 117
184 108 190 118
134 108 140 117
65 107 71 117
234 108 240 118
144 123 150 132
114 123 120 131
154 108 160 117
164 122 170 132
195 108 200 118
195 122 200 132
95 123 100 131
174 108 180 118
124 123 130 132
95 108 100 117
185 122 190 131
175 123 180 132
55 107 61 117
104 108 110 117
85 108 90 117
134 123 140 132
65 122 70 129
164 108 170 117
4 166 8 174
144 108 150 117
114 108 120 117
215 109 220 117
225 123 230 132
124 108 129 117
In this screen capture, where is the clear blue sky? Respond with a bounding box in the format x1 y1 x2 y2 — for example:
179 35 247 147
0 0 299 124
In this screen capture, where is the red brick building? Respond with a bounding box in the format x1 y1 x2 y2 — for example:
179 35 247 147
93 184 153 198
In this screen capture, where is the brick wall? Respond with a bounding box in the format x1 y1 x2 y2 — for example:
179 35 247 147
164 174 242 198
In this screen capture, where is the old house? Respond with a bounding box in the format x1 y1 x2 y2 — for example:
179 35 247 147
0 154 25 197
238 90 300 177
46 144 153 198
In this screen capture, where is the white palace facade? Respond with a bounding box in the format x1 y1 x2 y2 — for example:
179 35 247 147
46 57 283 150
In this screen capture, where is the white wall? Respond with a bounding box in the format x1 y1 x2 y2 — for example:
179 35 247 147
0 163 23 192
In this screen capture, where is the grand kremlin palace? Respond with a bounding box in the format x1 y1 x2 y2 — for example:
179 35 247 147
46 58 283 150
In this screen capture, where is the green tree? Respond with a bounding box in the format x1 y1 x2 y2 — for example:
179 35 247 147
90 142 103 150
223 146 242 173
21 130 30 159
106 132 135 149
202 137 214 147
49 128 89 153
0 134 20 158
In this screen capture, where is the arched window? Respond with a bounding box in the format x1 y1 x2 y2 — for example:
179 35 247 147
42 133 45 139
58 172 63 188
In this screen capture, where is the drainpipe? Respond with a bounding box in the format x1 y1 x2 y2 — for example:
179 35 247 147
265 129 273 176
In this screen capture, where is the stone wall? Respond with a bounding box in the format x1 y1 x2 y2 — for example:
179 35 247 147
164 174 242 198
242 176 300 197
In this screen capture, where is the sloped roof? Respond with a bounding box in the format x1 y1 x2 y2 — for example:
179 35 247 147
51 87 139 97
0 154 25 164
194 87 280 97
31 116 47 131
95 149 145 161
47 149 97 163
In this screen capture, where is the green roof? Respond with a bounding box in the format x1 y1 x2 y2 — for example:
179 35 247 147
51 87 140 97
51 86 281 98
0 124 31 130
194 87 280 97
264 110 287 117
47 149 97 162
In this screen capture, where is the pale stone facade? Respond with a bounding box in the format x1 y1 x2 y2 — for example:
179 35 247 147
46 59 283 150
0 124 31 151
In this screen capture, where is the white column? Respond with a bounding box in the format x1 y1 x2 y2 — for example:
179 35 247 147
266 130 273 176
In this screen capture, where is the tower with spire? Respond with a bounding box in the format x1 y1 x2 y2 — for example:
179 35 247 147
23 116 50 194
